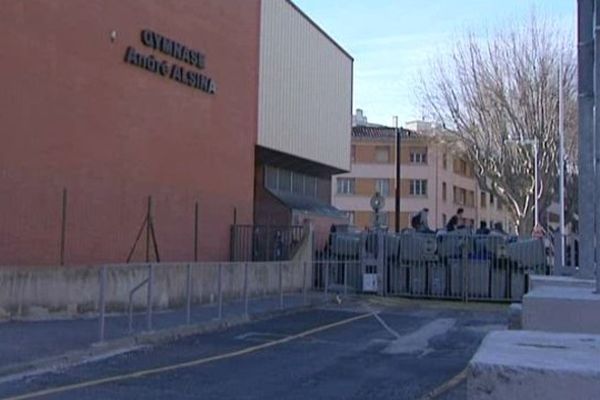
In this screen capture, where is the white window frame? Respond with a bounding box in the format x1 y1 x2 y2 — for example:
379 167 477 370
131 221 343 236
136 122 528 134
410 150 427 164
409 179 427 196
375 179 390 197
337 178 355 195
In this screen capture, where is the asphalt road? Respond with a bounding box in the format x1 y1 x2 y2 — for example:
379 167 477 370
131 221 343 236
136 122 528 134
0 301 506 400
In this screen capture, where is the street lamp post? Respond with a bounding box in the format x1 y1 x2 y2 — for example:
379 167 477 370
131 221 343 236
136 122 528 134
558 59 566 269
507 137 539 228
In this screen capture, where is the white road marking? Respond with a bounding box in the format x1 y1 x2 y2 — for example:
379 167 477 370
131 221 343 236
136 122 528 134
382 318 456 356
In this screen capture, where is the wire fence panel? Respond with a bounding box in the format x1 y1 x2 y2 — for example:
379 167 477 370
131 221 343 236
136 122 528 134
230 225 307 262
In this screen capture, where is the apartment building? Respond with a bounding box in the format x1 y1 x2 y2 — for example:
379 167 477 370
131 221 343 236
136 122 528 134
333 116 513 232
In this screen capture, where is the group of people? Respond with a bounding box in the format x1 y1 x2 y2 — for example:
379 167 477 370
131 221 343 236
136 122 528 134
410 207 507 235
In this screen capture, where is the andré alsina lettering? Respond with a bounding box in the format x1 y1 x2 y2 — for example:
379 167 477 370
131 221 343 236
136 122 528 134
123 29 216 95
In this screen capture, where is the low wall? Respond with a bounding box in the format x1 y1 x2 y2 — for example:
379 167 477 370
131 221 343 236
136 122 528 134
0 260 313 320
468 330 600 400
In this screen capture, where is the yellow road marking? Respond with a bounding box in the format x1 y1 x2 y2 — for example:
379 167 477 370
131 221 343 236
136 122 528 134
2 313 371 400
418 367 468 400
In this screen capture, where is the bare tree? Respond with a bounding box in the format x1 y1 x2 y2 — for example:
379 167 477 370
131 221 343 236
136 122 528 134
419 16 577 234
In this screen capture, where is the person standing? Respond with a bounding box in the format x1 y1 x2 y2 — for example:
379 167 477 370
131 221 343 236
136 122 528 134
411 208 434 233
446 208 464 232
476 221 490 235
492 222 507 235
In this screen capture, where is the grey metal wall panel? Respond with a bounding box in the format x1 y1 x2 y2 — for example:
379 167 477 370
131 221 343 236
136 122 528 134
258 0 352 171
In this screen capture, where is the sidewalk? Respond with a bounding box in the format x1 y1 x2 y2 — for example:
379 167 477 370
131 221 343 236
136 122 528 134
0 292 325 378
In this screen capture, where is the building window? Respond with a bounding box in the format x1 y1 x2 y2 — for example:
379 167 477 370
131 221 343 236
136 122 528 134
304 175 317 197
317 178 330 202
410 179 427 196
442 153 447 169
351 145 356 163
278 169 292 191
454 158 467 175
480 191 486 208
466 190 475 207
265 166 278 190
337 178 355 195
490 193 495 205
291 172 304 194
374 146 390 163
265 166 321 199
442 182 447 202
375 179 390 196
453 186 466 205
442 213 447 225
410 148 427 164
498 199 503 210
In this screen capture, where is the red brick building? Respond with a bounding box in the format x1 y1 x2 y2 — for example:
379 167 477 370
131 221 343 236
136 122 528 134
0 0 352 265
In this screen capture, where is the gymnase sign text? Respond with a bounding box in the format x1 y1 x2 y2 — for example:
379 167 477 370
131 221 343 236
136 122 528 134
124 29 216 94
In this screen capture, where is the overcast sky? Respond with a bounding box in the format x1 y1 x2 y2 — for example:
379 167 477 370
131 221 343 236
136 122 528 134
293 0 576 127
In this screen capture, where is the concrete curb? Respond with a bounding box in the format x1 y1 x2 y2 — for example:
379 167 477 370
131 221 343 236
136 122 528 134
0 301 325 384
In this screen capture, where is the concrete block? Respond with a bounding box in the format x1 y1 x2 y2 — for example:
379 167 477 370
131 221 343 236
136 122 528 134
523 286 600 334
468 330 600 400
507 304 521 330
528 275 595 291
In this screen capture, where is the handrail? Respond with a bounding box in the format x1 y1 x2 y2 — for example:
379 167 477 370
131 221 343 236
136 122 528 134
128 277 149 333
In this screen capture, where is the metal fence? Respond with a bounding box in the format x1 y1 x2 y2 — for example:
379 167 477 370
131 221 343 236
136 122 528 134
97 261 319 343
230 225 307 262
312 230 553 302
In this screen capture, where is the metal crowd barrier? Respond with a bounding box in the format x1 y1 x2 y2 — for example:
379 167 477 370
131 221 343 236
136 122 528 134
312 230 553 303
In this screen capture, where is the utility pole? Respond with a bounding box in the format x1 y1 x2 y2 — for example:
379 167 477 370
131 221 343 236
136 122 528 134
533 139 539 228
594 0 600 292
577 0 595 280
559 58 566 269
394 116 401 233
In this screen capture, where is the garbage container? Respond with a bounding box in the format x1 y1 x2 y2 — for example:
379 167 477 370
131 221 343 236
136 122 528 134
387 263 409 295
363 264 378 292
449 258 491 298
408 263 428 295
489 259 509 300
428 263 446 296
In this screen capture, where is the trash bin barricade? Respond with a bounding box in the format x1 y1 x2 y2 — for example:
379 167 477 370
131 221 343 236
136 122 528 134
312 229 551 302
505 238 549 300
386 233 446 298
313 230 363 294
